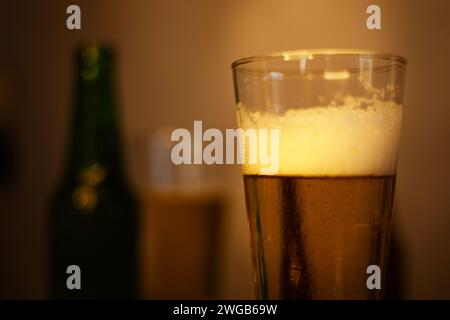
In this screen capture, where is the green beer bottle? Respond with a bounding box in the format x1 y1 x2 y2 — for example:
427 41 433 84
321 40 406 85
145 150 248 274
49 43 138 299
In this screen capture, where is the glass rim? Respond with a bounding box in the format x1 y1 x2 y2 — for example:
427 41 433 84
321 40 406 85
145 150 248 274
231 48 407 70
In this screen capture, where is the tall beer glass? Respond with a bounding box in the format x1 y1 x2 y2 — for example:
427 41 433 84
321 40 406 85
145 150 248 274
231 49 407 299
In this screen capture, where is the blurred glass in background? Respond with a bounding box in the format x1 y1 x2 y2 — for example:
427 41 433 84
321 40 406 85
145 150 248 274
135 128 225 299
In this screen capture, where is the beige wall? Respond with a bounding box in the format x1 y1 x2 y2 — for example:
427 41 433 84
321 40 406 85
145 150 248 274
1 0 450 299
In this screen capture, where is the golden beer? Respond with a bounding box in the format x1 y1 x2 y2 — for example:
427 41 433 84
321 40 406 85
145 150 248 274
244 175 396 299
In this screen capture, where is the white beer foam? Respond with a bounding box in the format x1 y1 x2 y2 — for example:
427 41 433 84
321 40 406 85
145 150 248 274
237 96 403 176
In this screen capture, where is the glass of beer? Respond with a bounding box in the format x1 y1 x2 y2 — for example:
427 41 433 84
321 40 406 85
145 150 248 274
231 49 407 299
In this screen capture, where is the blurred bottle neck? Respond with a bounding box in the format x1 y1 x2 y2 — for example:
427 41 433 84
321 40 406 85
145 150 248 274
65 44 125 182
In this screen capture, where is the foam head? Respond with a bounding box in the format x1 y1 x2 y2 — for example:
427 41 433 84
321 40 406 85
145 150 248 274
237 96 403 177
